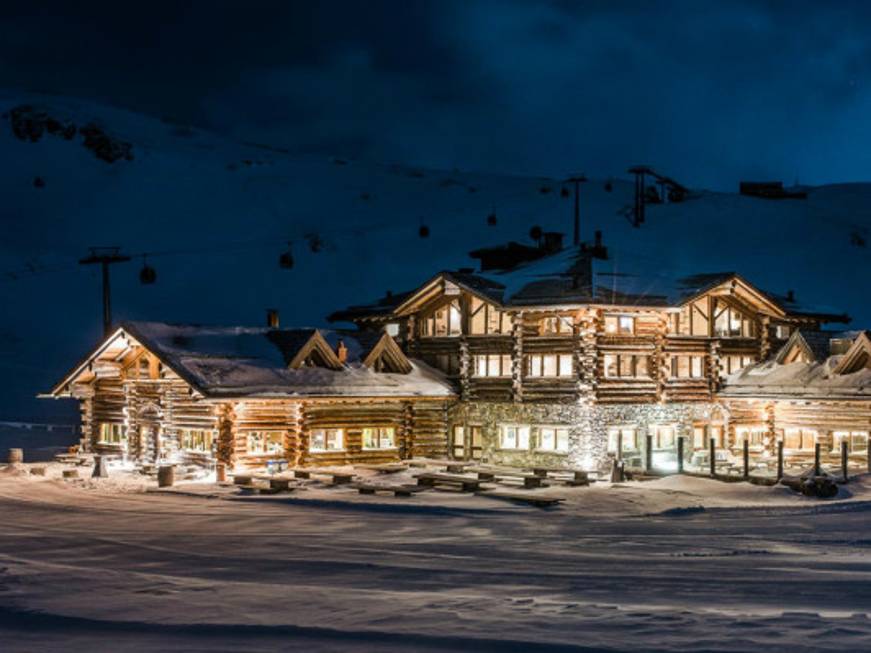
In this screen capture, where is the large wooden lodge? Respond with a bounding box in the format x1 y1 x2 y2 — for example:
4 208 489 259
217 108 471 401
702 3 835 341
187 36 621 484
45 233 871 475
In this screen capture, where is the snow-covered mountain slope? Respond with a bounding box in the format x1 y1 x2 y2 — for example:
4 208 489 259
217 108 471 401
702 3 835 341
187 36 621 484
1 92 869 419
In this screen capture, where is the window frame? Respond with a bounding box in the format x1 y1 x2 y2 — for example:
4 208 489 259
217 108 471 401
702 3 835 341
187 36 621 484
362 426 396 450
472 353 512 378
180 428 216 452
308 428 344 453
98 422 127 445
604 353 649 379
537 426 570 454
246 430 285 455
499 424 530 450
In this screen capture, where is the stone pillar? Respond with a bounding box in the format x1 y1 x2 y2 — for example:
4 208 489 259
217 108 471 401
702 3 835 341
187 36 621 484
458 336 471 401
511 311 524 403
216 403 236 468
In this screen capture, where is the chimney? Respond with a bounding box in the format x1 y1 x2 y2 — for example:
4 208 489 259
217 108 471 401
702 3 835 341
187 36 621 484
266 309 279 328
337 340 348 364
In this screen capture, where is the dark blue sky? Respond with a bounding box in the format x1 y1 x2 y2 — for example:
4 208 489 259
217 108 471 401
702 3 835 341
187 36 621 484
3 0 871 189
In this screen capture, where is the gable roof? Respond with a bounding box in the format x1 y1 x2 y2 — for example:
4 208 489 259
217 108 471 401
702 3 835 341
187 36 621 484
46 321 454 400
831 331 871 375
721 329 871 400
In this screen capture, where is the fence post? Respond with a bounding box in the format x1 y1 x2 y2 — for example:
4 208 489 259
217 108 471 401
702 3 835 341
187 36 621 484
645 434 653 472
709 436 716 477
777 440 784 481
743 440 749 480
677 436 684 473
814 442 821 477
616 430 623 462
841 440 849 482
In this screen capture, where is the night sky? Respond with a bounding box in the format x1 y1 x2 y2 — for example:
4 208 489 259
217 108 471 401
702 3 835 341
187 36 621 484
4 0 871 190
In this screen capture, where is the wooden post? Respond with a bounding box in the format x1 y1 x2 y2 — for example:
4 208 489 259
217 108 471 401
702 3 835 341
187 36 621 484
743 440 749 479
158 465 175 488
91 455 108 478
677 436 684 473
645 433 653 472
814 442 821 477
709 436 716 477
841 440 849 482
616 430 623 462
776 440 784 481
215 462 226 483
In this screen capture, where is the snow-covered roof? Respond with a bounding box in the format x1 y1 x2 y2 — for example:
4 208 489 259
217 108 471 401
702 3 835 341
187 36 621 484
51 321 455 400
331 244 850 316
721 330 871 399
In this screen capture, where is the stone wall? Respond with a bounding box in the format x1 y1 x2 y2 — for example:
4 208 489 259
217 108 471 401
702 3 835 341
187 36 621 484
448 400 722 469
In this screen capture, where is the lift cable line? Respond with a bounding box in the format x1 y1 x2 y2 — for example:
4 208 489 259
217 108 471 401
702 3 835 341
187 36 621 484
78 247 131 336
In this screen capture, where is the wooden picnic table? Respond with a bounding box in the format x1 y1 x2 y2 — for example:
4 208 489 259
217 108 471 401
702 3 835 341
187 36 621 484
415 472 481 492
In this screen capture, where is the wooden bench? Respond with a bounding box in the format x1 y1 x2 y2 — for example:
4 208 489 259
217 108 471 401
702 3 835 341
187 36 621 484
268 478 295 491
351 483 427 498
356 463 408 474
444 462 474 474
416 472 481 492
62 469 79 479
29 466 47 476
530 467 591 486
493 473 545 489
481 491 565 508
290 469 311 479
233 474 254 486
319 471 355 485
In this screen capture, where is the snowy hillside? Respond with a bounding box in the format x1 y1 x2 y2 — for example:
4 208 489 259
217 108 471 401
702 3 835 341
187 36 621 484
1 92 870 420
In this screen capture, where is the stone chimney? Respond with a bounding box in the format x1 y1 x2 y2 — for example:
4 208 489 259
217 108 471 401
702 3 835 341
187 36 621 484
337 340 348 364
266 309 279 328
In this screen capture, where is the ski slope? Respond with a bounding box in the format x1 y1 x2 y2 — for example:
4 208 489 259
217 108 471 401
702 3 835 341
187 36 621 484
1 92 869 419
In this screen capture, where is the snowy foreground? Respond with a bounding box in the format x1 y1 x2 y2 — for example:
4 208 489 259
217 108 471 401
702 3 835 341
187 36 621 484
1 465 871 652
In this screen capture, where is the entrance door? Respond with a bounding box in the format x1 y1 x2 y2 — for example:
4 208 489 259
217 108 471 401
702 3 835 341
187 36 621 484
452 425 483 460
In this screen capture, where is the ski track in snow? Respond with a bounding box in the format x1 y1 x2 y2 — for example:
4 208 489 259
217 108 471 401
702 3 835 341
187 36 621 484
1 475 871 651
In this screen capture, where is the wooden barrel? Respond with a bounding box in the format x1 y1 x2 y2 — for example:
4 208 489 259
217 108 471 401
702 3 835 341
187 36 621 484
157 465 175 488
215 462 226 483
7 448 23 464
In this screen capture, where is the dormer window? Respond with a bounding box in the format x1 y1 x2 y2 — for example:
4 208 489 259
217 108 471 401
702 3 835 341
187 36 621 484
604 315 634 335
421 300 462 337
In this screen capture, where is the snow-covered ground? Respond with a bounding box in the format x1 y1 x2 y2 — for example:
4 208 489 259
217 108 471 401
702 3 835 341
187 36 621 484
1 464 870 651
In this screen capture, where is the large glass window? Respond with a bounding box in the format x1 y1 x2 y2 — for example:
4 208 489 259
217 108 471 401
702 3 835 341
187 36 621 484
607 426 638 453
604 315 635 335
499 425 530 450
833 431 869 454
470 297 510 335
604 354 649 378
782 428 815 451
473 354 512 377
654 425 675 449
309 428 344 452
180 429 215 452
421 300 462 337
736 426 768 449
671 355 705 379
539 315 573 335
362 427 396 450
526 354 573 378
98 423 127 444
538 427 569 453
713 301 754 338
247 431 284 454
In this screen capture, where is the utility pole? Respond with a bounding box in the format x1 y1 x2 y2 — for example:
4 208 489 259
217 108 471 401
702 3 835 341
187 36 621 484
565 174 587 246
79 247 131 336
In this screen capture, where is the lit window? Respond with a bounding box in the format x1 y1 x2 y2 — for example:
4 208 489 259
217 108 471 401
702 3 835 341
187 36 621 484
782 428 817 451
526 354 573 377
472 354 511 377
604 354 649 378
540 315 572 335
538 427 569 453
653 426 675 449
181 429 215 452
671 355 705 379
604 315 635 335
362 427 396 450
499 425 530 450
775 324 792 339
832 431 869 453
713 301 753 338
607 426 638 453
98 423 127 444
422 300 462 337
247 431 284 454
470 297 509 335
736 426 768 449
309 428 343 452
